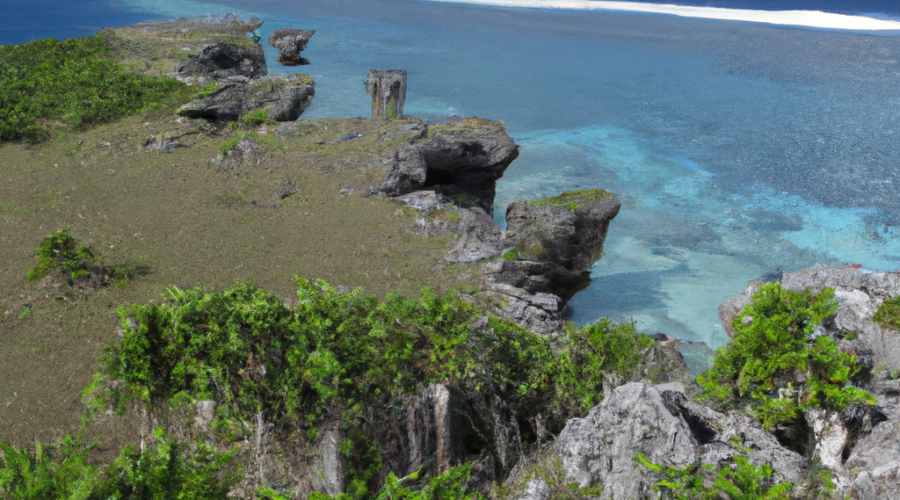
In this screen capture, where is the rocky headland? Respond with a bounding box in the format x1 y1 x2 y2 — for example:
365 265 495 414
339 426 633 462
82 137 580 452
1 14 899 500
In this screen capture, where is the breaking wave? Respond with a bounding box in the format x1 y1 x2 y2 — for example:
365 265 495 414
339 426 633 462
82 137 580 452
423 0 900 30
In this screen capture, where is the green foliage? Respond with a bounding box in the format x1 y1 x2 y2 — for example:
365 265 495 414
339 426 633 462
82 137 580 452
527 189 613 212
312 462 484 500
872 296 900 331
241 107 269 126
98 279 656 499
0 428 238 500
502 249 521 261
220 130 259 154
26 229 146 290
634 453 793 499
0 35 188 142
697 283 875 428
27 229 95 283
511 457 603 500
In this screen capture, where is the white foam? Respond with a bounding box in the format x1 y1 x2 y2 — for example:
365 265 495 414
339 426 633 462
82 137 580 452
425 0 900 30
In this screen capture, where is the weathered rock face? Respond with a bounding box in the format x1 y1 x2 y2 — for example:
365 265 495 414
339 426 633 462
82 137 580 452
501 189 621 299
366 70 407 119
178 74 315 122
371 118 519 215
780 266 900 374
719 266 900 500
546 382 805 500
268 28 315 66
176 41 267 83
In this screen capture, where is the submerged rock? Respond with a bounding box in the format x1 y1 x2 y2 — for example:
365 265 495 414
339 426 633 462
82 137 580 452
268 28 315 66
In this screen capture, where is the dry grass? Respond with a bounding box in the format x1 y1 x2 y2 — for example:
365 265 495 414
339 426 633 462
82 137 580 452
0 111 464 448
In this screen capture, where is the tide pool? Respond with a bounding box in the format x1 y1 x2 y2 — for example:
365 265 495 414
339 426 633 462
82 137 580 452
9 0 900 351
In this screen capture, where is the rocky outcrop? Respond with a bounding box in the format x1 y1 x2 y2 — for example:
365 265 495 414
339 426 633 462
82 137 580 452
538 382 805 500
178 74 315 122
371 117 519 215
366 70 407 119
719 266 900 499
499 189 620 299
268 29 315 66
175 41 267 83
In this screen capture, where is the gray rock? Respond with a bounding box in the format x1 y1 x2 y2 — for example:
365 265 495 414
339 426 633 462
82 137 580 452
268 29 314 66
503 190 621 299
551 382 805 500
371 118 519 216
179 74 315 122
842 404 900 499
780 266 900 392
366 70 407 119
370 145 428 197
176 41 267 83
486 283 562 335
718 282 762 338
445 207 504 263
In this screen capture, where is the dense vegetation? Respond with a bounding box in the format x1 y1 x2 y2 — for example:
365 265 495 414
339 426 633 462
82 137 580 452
634 453 797 500
86 279 656 498
0 35 188 142
697 283 875 428
0 427 237 499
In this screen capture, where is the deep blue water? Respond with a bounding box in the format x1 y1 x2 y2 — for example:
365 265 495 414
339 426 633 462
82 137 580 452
5 0 900 351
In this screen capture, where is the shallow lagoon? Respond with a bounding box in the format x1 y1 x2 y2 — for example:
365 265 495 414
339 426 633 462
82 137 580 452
11 0 900 349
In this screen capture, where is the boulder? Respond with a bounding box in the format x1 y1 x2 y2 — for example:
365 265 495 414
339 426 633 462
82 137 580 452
718 281 762 338
548 382 805 500
366 70 407 119
502 189 621 299
268 28 315 66
178 74 315 122
371 118 519 215
484 283 563 335
779 266 900 395
176 40 267 83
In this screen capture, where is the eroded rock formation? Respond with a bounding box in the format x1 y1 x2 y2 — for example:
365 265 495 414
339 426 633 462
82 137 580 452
366 70 407 119
268 28 315 66
178 74 315 122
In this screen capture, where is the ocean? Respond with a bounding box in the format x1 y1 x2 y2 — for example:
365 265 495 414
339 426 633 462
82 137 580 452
4 0 900 351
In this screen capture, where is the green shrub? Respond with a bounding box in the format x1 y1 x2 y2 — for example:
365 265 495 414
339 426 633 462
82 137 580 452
873 296 900 331
311 462 484 500
27 229 95 283
241 107 269 126
97 279 656 499
0 428 238 500
634 453 793 499
0 35 188 142
697 283 875 428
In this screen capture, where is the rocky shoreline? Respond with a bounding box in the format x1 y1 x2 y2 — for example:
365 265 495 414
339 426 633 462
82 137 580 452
2 15 900 500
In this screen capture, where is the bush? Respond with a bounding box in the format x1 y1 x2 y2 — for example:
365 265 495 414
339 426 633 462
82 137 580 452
27 229 95 283
0 35 188 141
26 229 146 289
697 283 875 428
0 428 238 500
97 279 656 499
634 453 793 499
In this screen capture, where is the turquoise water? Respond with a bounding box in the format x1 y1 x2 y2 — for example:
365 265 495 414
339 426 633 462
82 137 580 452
10 0 900 348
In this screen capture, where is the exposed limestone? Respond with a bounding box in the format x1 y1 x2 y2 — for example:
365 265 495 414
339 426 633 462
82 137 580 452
366 70 407 119
178 74 315 122
370 118 519 215
175 41 267 83
268 28 315 66
539 382 805 500
502 189 621 299
718 266 900 499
